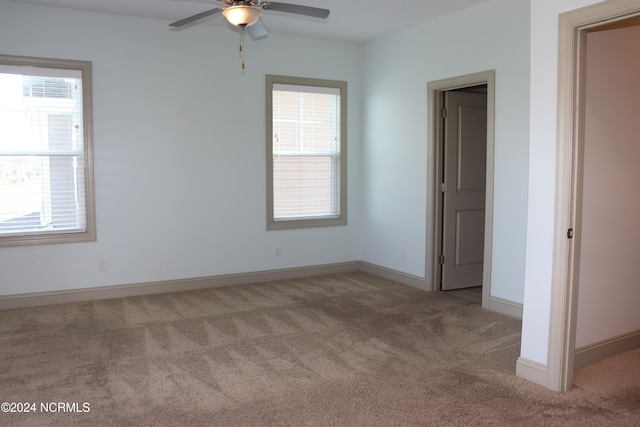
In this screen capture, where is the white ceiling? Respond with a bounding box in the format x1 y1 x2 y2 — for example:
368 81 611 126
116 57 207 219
12 0 493 43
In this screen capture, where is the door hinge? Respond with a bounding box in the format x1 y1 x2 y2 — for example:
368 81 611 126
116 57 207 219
439 254 445 265
441 108 447 119
441 183 446 193
567 228 574 239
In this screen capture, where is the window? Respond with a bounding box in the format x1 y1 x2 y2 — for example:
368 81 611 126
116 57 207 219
266 75 346 230
0 55 95 246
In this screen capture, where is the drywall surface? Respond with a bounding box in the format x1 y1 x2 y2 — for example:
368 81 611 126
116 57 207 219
0 1 362 295
521 0 604 365
361 0 530 301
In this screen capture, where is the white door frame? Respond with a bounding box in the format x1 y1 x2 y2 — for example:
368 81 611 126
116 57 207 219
548 0 640 392
426 70 495 310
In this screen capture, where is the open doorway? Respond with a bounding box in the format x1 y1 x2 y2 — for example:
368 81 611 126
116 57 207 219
573 16 640 369
427 71 495 311
548 0 640 392
439 87 487 304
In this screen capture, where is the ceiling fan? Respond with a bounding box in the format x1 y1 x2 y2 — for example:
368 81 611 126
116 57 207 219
169 1 330 39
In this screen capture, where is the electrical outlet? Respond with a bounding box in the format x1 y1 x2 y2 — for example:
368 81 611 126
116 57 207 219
401 247 407 259
98 260 107 271
273 244 282 256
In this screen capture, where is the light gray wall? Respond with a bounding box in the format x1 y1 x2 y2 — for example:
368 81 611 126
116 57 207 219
521 0 603 365
360 0 531 302
0 1 362 295
0 0 533 314
576 24 640 348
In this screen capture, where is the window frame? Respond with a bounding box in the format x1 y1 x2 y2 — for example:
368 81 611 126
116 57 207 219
266 74 347 230
0 54 96 247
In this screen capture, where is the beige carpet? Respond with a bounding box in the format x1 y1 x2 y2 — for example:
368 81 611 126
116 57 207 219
0 272 638 426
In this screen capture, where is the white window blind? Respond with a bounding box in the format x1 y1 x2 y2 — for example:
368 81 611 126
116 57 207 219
0 66 87 238
272 83 341 221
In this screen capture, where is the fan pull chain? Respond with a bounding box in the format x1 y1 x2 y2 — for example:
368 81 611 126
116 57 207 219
240 28 245 70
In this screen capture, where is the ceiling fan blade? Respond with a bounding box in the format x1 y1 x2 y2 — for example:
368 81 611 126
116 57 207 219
248 18 269 38
169 7 224 28
263 2 330 19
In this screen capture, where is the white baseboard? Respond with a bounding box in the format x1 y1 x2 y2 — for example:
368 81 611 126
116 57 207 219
0 262 361 310
574 330 640 369
357 262 428 290
0 261 517 319
516 357 548 388
489 295 523 319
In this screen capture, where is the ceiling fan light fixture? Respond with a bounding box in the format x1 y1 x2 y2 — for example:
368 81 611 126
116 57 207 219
223 5 263 27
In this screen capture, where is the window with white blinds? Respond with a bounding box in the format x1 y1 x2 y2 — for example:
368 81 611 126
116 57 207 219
266 75 347 230
0 55 95 246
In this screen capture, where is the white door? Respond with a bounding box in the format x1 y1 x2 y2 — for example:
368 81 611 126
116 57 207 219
440 90 487 290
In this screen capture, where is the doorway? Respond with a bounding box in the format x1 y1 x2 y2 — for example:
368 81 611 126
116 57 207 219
440 87 487 296
427 70 495 310
548 0 640 392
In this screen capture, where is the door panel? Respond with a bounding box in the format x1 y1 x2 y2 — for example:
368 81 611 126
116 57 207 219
455 209 485 266
457 106 487 190
441 91 487 290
